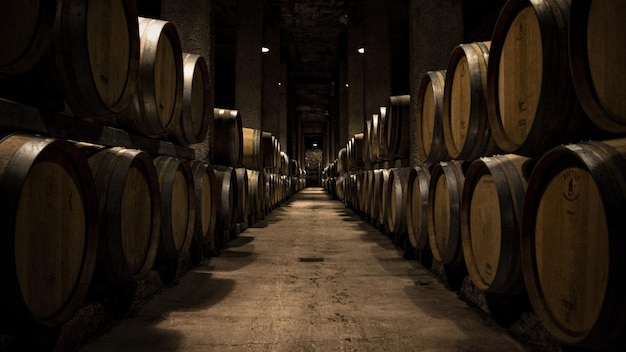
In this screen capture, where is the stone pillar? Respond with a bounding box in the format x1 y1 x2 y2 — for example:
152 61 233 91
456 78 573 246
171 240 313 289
347 23 365 142
236 0 263 129
279 62 289 155
338 54 349 158
161 0 215 163
363 0 391 125
409 0 463 166
261 22 289 157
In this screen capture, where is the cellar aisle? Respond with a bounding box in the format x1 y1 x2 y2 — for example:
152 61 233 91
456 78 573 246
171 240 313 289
80 187 526 352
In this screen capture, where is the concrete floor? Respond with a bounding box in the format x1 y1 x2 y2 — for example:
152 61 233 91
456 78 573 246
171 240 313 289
79 187 527 352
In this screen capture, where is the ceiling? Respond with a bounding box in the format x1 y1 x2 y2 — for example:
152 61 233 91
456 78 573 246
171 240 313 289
215 0 359 126
265 0 358 123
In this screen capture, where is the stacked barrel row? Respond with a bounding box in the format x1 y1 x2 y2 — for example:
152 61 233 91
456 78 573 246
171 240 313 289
325 0 626 350
212 109 306 248
0 0 220 337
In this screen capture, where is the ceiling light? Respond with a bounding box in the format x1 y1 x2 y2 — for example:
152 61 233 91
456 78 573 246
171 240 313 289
345 83 349 88
357 47 365 54
261 46 270 53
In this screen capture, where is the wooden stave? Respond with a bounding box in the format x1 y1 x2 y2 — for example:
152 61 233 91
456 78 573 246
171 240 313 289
234 167 249 224
360 170 373 215
242 127 264 171
213 108 243 167
378 168 391 228
461 154 529 294
427 160 466 266
88 146 161 285
246 169 265 220
370 169 383 220
521 139 626 349
348 133 364 170
190 160 217 249
416 70 449 166
387 167 411 235
213 166 238 237
377 106 393 161
279 151 289 176
406 165 431 250
261 131 276 169
175 53 211 145
337 148 347 174
0 134 99 332
369 113 381 163
384 95 412 160
153 155 195 260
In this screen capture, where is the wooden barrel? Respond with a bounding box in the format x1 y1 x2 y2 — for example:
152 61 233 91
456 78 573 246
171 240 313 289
88 146 160 285
264 171 276 211
461 154 530 294
214 166 237 244
377 106 393 161
360 170 373 215
352 173 360 209
242 127 264 170
0 134 98 331
347 133 364 170
521 138 626 349
337 148 347 174
443 42 497 160
428 160 466 265
406 165 431 250
387 167 411 235
363 120 373 164
0 1 55 75
334 175 345 202
569 0 626 134
175 53 210 145
417 70 449 165
369 113 381 163
121 17 182 138
378 169 391 228
53 0 140 117
486 0 581 156
190 161 217 249
384 95 411 160
264 171 272 210
289 159 299 177
234 167 249 224
247 169 265 220
344 173 354 207
261 131 279 170
153 155 195 260
280 151 289 176
370 169 383 220
213 108 243 167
